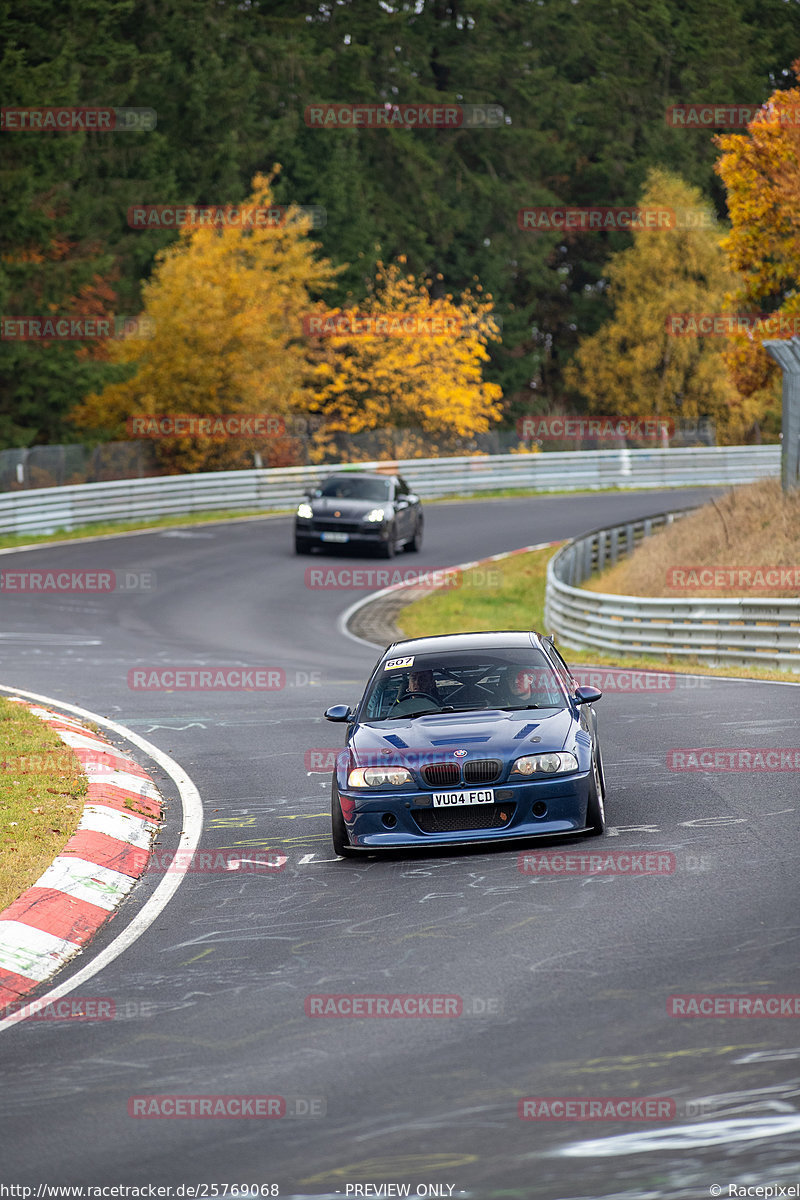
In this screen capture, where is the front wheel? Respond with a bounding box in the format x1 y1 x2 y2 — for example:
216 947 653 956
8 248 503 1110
295 537 312 555
379 526 397 558
331 777 358 857
585 755 605 836
405 517 423 552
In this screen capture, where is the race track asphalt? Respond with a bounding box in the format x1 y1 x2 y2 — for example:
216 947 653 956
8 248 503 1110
1 486 799 1200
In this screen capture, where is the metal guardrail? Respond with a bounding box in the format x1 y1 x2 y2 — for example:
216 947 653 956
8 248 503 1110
0 445 780 538
545 510 800 672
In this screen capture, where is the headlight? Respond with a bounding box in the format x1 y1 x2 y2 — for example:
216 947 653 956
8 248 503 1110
348 766 413 788
511 752 579 776
364 508 386 523
296 502 313 519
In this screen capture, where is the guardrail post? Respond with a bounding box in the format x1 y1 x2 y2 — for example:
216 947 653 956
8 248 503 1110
764 337 800 492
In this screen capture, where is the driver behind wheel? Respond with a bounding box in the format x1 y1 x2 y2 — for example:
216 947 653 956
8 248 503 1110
392 668 442 710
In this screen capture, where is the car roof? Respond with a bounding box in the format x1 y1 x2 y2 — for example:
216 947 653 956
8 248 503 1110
382 631 547 657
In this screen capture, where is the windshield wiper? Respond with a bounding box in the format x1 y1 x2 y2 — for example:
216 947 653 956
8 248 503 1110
498 703 551 711
385 704 479 720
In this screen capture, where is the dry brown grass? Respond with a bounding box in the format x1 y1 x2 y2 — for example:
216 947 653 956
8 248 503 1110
584 478 800 599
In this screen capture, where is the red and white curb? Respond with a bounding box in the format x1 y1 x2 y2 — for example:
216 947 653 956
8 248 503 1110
0 701 163 1009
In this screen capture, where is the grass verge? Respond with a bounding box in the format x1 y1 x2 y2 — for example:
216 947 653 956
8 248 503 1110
0 699 86 911
395 544 800 684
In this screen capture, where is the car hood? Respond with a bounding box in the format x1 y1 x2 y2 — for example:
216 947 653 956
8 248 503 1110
311 496 387 518
350 707 574 764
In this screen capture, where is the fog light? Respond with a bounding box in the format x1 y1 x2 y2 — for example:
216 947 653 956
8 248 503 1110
532 801 547 817
382 813 398 828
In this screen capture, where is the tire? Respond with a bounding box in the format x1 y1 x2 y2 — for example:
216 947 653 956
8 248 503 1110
585 754 605 836
379 525 397 558
405 517 423 553
596 744 607 801
331 776 358 857
295 537 312 555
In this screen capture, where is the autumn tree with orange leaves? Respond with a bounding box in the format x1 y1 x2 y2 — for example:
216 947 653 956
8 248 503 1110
71 170 341 473
715 61 800 431
305 259 503 461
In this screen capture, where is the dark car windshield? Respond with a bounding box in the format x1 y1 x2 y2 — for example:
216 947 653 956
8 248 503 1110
318 476 391 502
361 648 569 720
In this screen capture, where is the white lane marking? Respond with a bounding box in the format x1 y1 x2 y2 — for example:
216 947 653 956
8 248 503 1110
225 856 288 871
0 922 81 982
0 634 102 645
0 684 203 1032
556 1114 800 1156
159 530 215 539
78 804 156 849
0 509 288 558
35 856 137 911
144 722 207 732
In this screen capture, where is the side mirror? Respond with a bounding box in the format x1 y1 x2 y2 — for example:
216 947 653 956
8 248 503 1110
574 686 602 705
324 704 352 722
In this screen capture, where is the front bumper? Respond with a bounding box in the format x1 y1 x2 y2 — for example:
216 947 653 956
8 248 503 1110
295 521 391 549
338 772 593 850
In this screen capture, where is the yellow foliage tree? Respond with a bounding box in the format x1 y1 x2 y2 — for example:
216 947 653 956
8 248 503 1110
71 169 341 472
304 259 504 461
564 169 764 444
715 61 800 419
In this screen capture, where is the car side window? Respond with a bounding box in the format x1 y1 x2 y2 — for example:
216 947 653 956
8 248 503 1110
545 644 576 697
395 477 409 496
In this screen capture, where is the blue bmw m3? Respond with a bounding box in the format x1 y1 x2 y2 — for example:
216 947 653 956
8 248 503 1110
324 630 606 856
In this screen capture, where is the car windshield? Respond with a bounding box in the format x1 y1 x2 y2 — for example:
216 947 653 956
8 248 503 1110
361 648 568 720
318 476 391 501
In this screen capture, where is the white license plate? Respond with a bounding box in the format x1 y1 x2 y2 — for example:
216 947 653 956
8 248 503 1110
321 531 349 543
432 789 495 807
